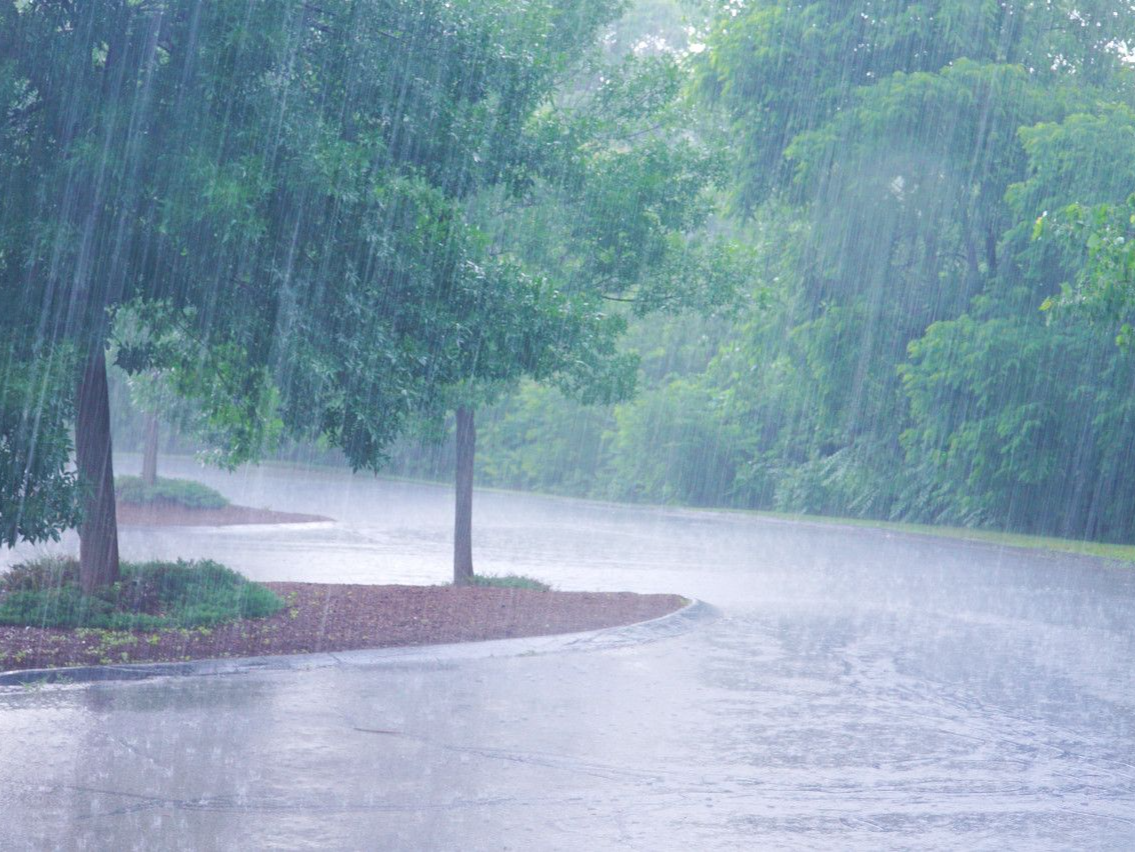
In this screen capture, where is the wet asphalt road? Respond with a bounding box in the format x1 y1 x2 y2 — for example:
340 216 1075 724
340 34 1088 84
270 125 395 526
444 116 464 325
2 457 1135 850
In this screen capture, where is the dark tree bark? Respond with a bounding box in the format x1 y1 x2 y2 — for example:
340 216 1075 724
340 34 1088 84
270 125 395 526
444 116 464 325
141 411 159 486
76 348 120 593
984 226 998 276
453 405 475 586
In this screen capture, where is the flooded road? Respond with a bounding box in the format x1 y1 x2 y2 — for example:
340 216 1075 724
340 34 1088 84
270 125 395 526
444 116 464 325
2 458 1135 849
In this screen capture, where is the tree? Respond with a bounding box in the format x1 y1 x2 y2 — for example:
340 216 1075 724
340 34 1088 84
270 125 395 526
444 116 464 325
441 51 745 583
1029 109 1135 342
1046 195 1135 345
0 0 624 590
446 0 1135 540
898 102 1135 540
686 0 1135 524
699 0 1135 212
108 299 285 486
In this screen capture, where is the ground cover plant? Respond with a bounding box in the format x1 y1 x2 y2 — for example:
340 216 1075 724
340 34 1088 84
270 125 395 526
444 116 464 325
114 476 229 510
0 557 281 631
467 574 553 592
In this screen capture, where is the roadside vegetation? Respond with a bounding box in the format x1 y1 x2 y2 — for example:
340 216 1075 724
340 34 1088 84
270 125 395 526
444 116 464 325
6 0 1135 617
0 557 282 631
114 476 229 511
375 0 1135 551
735 512 1135 566
466 574 554 592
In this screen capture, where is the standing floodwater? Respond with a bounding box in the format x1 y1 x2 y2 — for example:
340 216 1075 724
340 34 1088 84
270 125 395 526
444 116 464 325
2 461 1133 849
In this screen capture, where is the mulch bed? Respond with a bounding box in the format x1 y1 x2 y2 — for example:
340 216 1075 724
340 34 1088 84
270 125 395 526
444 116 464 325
116 502 331 526
0 583 687 673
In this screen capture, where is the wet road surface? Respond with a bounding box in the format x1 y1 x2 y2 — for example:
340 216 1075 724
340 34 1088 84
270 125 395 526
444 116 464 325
2 457 1134 849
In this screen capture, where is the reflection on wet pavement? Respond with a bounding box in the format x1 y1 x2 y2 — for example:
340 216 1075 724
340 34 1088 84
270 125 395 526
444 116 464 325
2 457 1134 849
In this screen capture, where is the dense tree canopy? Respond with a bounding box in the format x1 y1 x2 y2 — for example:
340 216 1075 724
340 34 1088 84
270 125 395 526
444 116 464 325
9 0 1135 565
0 0 627 578
429 0 1135 544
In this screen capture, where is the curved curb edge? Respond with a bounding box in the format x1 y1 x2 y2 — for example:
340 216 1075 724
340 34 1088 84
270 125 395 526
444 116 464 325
0 598 719 688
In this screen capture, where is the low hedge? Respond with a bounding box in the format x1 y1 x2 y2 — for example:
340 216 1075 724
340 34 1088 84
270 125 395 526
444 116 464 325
114 476 229 510
0 556 282 630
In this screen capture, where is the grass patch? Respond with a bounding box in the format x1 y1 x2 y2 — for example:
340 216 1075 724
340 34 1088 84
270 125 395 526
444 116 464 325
744 510 1135 564
114 476 229 510
0 556 282 630
467 573 552 591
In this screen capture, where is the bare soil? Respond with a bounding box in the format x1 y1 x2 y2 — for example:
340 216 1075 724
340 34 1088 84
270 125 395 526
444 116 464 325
0 583 687 673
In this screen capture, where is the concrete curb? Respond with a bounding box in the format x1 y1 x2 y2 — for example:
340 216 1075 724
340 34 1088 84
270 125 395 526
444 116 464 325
0 598 719 688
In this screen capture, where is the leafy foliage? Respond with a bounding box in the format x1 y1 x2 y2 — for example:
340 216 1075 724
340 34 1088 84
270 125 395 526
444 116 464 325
0 557 282 630
1051 197 1135 345
440 1 1135 544
114 476 229 510
8 0 1135 552
0 350 81 545
698 0 1135 211
0 0 629 548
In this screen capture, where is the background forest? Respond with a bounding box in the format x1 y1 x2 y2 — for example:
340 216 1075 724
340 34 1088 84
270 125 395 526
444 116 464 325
94 0 1135 545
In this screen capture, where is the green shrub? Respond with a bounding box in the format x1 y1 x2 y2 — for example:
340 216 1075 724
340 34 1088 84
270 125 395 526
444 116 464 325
0 587 115 629
0 557 281 629
467 573 552 591
0 554 78 592
114 476 229 509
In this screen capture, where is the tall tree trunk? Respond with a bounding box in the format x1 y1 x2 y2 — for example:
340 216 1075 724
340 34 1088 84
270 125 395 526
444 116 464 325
141 411 159 486
76 348 120 594
453 405 475 586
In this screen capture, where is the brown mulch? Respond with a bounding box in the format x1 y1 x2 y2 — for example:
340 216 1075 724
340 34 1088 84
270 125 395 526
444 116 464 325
0 583 687 673
115 502 331 526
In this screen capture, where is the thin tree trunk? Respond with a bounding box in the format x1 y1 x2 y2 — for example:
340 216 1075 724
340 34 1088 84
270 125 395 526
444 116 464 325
76 348 120 594
453 405 475 586
141 411 159 486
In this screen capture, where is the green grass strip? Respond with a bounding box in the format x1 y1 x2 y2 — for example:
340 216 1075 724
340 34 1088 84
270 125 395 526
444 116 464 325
741 510 1135 564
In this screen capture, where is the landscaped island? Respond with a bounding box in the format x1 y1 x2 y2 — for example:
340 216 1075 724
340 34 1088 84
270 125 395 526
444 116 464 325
0 556 686 673
115 475 330 526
